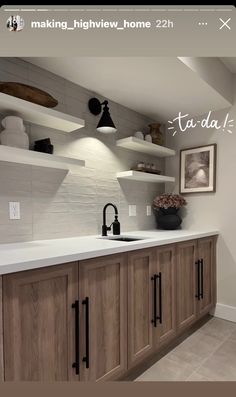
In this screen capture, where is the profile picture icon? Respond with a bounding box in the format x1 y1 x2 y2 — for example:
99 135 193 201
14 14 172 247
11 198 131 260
6 15 24 32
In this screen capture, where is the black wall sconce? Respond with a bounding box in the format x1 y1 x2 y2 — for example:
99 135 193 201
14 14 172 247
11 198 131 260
88 97 117 134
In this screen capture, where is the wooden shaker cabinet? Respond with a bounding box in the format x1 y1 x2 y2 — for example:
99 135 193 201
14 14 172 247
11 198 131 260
0 236 217 381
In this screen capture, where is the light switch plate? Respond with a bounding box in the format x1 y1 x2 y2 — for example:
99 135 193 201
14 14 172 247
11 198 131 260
147 205 152 216
9 202 21 220
129 205 136 217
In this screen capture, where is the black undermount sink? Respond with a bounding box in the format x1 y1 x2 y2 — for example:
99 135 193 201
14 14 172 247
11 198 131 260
99 236 145 242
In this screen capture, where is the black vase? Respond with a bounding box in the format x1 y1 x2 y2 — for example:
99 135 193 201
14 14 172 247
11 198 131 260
155 207 182 230
34 138 54 154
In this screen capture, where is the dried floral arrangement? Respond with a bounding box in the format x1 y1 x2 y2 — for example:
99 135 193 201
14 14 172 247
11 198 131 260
153 194 187 210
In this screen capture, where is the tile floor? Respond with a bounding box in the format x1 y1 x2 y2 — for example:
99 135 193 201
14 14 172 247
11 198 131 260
135 317 236 381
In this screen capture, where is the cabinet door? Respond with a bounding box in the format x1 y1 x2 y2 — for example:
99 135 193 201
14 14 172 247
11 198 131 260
176 240 198 332
3 263 78 381
156 245 176 346
127 248 156 367
79 254 127 381
198 237 216 316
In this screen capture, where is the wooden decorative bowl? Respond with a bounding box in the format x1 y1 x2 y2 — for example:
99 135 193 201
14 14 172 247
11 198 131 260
0 82 58 108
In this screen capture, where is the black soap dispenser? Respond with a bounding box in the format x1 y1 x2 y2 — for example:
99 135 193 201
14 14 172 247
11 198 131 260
112 216 120 235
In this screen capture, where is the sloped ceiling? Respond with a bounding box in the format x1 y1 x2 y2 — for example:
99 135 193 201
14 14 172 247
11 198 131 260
24 57 233 121
221 57 236 73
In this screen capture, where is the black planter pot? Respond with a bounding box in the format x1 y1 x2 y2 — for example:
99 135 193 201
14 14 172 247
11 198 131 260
155 207 182 230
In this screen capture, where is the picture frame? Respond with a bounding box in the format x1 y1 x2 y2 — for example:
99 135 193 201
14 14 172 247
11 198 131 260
180 144 217 194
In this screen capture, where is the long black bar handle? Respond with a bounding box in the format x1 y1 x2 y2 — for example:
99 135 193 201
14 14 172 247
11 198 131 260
195 260 200 300
200 258 204 299
82 297 89 368
151 274 157 327
72 300 80 375
158 272 162 324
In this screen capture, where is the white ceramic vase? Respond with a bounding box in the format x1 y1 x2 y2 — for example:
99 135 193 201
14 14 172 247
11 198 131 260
134 131 144 140
0 116 29 149
145 134 152 143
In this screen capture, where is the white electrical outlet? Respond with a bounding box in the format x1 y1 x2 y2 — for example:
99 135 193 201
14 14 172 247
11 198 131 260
9 202 21 220
129 205 136 217
147 205 152 216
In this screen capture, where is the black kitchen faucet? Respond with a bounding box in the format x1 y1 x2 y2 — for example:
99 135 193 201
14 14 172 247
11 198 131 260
102 203 120 236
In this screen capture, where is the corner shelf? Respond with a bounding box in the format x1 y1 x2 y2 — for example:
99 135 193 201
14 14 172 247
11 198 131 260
0 145 85 170
117 171 175 183
116 136 175 157
0 93 85 133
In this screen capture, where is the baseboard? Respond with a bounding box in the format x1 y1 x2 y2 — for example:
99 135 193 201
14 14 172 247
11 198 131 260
213 303 236 323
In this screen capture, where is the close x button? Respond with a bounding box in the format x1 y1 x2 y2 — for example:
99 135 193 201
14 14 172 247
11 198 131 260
219 18 231 30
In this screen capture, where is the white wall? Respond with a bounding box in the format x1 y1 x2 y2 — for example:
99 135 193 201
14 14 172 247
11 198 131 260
166 75 236 309
0 58 164 242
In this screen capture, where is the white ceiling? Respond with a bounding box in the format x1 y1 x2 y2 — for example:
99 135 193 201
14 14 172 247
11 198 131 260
221 57 236 73
24 57 232 121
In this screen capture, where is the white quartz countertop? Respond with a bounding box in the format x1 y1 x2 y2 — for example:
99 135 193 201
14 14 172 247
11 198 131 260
0 229 219 275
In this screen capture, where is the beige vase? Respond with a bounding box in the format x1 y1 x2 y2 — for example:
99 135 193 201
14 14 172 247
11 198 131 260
0 116 29 149
149 123 164 146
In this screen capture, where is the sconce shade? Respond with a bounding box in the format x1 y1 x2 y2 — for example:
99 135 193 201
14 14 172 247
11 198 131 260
88 97 117 133
97 101 117 133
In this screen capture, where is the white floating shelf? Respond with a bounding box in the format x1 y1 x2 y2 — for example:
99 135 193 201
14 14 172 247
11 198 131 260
116 136 175 157
117 171 175 183
0 93 85 133
0 145 85 170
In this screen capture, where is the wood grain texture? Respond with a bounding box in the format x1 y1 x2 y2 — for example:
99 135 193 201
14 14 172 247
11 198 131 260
212 235 217 306
1 238 217 382
127 249 156 368
198 237 216 316
3 263 78 381
119 314 212 382
156 245 177 346
79 254 127 381
176 240 198 332
0 277 3 381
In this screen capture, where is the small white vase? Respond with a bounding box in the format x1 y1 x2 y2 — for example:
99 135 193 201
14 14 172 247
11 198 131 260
0 116 29 149
134 131 144 140
145 134 152 143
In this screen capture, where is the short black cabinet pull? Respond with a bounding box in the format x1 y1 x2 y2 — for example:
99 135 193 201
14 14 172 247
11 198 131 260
151 274 157 327
82 297 89 369
195 260 201 300
72 300 80 375
200 258 204 299
156 272 162 324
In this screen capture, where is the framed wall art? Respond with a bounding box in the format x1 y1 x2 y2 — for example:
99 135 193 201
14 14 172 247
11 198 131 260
180 144 217 194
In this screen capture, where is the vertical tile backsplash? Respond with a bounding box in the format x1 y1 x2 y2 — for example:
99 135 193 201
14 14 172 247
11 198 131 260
0 57 165 242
